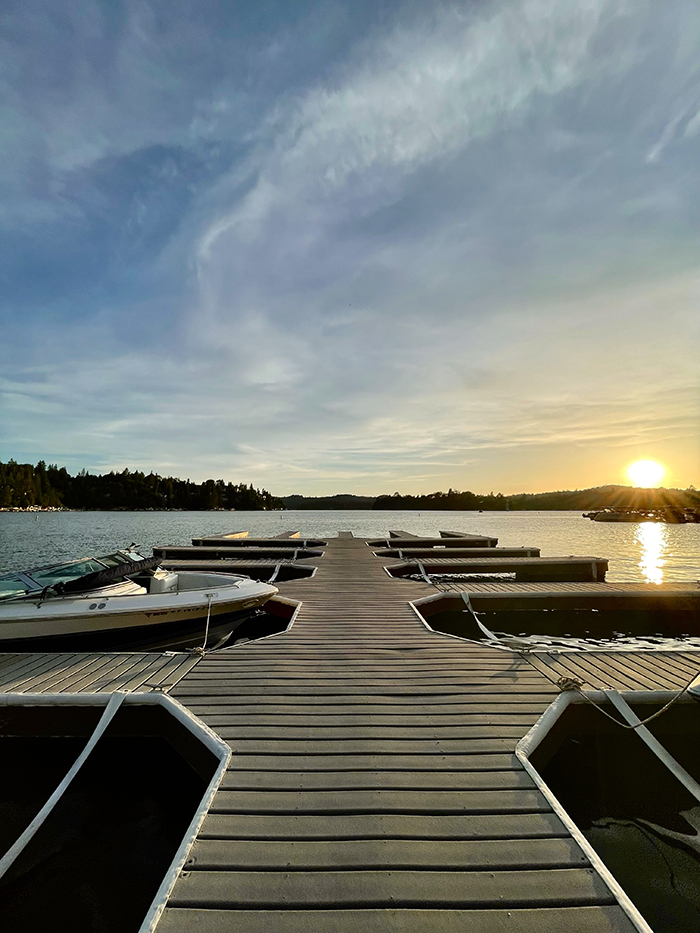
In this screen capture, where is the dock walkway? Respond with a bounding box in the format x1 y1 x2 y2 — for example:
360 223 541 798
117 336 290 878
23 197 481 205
160 535 639 933
3 532 698 931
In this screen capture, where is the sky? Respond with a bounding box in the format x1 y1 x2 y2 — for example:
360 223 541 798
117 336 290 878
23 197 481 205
1 0 699 495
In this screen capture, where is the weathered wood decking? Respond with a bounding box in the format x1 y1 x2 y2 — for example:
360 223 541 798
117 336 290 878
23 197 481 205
2 531 699 932
0 650 199 694
157 534 653 933
388 555 609 582
527 650 700 691
376 546 542 558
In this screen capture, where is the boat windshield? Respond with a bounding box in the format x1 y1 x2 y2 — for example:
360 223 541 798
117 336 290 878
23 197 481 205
0 574 34 599
0 550 146 596
28 558 108 588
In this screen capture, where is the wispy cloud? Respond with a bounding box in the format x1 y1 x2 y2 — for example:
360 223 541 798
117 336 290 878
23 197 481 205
1 0 699 493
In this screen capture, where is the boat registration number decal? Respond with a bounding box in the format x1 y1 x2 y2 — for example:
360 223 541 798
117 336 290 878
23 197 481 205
144 607 200 618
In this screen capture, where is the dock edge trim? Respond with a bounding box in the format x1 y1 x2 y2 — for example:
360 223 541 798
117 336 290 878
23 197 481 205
0 691 231 933
515 690 655 933
408 593 514 650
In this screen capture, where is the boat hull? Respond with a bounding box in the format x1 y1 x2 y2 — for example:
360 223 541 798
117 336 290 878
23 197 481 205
0 576 278 652
0 603 264 652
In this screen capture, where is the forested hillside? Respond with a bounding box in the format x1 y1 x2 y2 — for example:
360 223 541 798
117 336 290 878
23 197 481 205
3 460 697 512
282 494 376 510
0 460 282 511
373 485 700 511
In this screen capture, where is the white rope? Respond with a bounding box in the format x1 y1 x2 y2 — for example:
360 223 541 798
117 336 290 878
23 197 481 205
560 672 699 730
269 562 282 584
605 690 700 803
0 692 126 880
201 593 214 651
461 592 501 641
416 560 432 585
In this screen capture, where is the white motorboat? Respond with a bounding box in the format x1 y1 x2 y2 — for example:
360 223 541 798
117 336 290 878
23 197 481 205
0 548 278 651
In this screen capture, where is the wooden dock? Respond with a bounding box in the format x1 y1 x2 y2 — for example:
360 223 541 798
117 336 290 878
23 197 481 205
388 555 609 582
0 651 200 694
375 546 542 558
3 531 700 931
158 533 693 932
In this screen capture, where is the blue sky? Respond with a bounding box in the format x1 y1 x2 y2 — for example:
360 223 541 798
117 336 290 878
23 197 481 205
1 0 699 494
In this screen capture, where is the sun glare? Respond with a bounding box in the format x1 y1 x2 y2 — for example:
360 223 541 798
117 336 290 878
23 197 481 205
627 459 665 487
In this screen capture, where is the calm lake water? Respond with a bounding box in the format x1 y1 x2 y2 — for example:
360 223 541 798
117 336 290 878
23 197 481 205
1 510 699 584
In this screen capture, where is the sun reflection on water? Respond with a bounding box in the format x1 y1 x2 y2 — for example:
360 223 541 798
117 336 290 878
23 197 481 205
637 521 667 584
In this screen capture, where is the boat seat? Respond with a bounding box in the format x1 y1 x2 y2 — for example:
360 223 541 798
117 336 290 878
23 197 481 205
149 571 179 594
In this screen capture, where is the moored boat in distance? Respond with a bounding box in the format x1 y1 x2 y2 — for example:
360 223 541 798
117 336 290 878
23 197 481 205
583 507 700 523
0 547 278 651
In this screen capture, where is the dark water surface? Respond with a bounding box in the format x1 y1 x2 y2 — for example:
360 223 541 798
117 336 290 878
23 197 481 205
1 509 699 584
536 702 700 933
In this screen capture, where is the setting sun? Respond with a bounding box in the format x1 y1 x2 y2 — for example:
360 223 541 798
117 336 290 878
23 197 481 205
627 459 665 487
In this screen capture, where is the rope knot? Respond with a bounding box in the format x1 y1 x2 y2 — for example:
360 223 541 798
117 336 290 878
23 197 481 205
557 676 585 692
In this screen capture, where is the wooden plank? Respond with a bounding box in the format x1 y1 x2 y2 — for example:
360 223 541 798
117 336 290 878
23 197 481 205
646 653 700 679
168 868 611 908
199 812 568 839
0 653 51 685
0 653 72 690
81 654 159 692
219 754 522 771
158 906 636 933
615 652 698 689
91 655 175 692
214 725 533 741
174 684 555 697
141 654 202 692
181 676 547 687
180 695 557 708
582 654 661 690
4 653 90 692
668 652 700 674
57 654 138 692
220 771 534 791
204 713 541 727
0 653 22 675
223 738 520 754
189 703 552 717
183 661 544 674
523 654 561 686
188 657 538 668
186 837 587 870
193 659 535 670
114 655 184 692
543 654 633 691
609 653 684 690
208 789 548 814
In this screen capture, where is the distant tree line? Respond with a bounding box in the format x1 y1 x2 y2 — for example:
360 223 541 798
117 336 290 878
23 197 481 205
0 460 283 511
282 494 377 510
4 461 698 512
373 489 508 510
373 485 700 511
